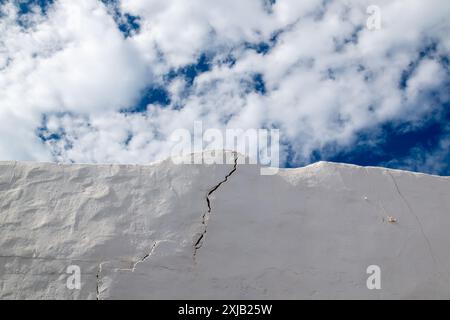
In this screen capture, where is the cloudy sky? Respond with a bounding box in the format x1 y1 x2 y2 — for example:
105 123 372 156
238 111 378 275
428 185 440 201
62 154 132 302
0 0 449 174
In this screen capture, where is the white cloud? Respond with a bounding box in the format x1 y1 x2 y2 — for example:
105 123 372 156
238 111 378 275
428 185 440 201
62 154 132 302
0 0 449 168
0 0 151 160
406 59 445 101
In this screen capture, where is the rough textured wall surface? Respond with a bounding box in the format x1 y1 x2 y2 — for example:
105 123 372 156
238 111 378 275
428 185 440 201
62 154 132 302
1 153 450 299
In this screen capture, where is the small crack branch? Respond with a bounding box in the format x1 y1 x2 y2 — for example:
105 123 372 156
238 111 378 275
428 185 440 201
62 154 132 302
95 241 160 300
387 171 439 267
193 152 238 261
117 241 160 273
96 262 106 301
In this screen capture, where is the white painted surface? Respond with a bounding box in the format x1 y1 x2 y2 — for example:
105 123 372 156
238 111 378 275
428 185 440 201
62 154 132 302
1 153 450 299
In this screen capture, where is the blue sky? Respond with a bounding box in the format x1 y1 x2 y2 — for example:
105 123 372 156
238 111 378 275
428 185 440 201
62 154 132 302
1 0 450 175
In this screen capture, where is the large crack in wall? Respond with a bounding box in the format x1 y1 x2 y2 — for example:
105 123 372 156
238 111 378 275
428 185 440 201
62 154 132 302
193 152 239 262
95 154 240 298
